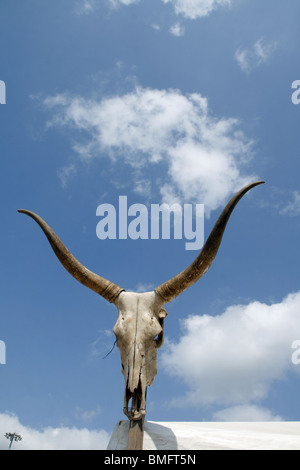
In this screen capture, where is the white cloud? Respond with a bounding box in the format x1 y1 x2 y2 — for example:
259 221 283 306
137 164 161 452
44 87 256 214
76 0 97 14
213 405 283 422
161 291 300 408
169 22 185 37
76 0 139 14
77 0 231 21
57 163 77 188
109 0 140 7
132 282 156 293
279 191 300 217
90 329 115 359
75 406 102 423
162 0 232 20
0 412 110 450
151 24 161 31
235 38 277 74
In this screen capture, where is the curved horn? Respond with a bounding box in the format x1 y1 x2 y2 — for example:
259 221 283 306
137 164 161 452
155 181 264 303
18 209 125 303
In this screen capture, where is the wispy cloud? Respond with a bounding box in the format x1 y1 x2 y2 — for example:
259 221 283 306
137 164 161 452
213 405 283 422
109 0 141 7
57 163 77 188
235 38 277 74
129 282 156 293
169 22 185 37
279 191 300 217
43 86 257 215
163 0 232 20
75 406 102 424
151 24 161 31
76 0 97 15
90 329 115 359
76 0 140 14
79 0 231 17
259 188 300 218
76 0 233 36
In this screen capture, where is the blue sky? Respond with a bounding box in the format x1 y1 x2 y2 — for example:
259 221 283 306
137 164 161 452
0 0 300 450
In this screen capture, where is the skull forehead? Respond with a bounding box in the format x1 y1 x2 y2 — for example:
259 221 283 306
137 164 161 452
113 291 164 339
115 291 163 313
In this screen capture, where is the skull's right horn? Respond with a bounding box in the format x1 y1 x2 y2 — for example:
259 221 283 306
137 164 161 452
155 181 265 303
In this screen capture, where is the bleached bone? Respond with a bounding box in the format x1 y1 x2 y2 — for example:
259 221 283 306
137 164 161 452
114 291 167 420
18 181 264 420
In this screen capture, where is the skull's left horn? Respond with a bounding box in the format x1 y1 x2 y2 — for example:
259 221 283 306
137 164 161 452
18 209 125 303
155 181 264 303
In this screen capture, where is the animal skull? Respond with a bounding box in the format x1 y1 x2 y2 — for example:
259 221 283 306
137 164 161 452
18 181 264 421
114 291 167 420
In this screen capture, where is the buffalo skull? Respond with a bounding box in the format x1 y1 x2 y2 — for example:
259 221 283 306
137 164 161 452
19 181 264 420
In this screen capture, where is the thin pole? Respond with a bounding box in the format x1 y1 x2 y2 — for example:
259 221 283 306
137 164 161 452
127 417 145 450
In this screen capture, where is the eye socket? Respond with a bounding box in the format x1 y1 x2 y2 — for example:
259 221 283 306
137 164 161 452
155 331 164 348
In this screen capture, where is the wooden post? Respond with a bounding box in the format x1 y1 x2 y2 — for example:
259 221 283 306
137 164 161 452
127 417 145 450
